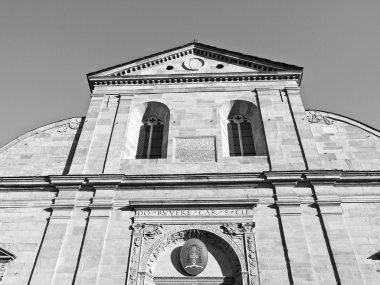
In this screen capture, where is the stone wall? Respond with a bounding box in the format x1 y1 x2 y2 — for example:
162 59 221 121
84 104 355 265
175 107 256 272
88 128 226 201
309 111 380 170
0 118 84 176
0 182 379 284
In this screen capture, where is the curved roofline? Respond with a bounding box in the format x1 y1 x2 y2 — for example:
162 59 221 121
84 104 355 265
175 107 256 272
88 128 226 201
0 117 85 154
306 109 380 138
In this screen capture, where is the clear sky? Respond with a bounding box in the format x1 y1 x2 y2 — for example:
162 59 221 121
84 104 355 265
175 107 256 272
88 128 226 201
0 0 379 147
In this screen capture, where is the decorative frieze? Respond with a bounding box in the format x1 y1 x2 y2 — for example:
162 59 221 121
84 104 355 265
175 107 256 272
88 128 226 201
91 73 301 89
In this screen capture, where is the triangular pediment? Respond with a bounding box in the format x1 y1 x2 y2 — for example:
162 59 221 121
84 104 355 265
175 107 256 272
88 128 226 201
88 42 302 78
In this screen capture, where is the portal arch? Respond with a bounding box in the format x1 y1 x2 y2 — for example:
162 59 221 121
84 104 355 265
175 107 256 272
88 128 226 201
137 225 248 285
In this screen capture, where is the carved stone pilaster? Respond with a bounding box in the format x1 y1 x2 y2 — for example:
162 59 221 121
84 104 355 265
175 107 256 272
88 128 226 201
127 224 144 285
222 223 259 285
244 234 260 285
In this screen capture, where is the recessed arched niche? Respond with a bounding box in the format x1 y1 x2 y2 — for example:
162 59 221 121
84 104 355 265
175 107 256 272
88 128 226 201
220 100 267 158
124 101 170 159
141 229 244 285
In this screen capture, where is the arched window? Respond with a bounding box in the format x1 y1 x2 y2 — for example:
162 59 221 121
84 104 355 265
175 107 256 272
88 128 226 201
220 100 267 158
228 115 255 156
136 117 164 159
125 101 170 160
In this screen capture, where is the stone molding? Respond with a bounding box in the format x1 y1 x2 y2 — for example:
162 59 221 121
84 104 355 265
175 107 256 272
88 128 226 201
90 72 302 89
153 276 234 285
1 171 380 209
129 198 259 207
1 170 380 187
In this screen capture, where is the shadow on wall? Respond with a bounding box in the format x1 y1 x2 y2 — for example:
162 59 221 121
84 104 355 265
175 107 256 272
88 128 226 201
169 243 233 277
171 246 191 276
63 117 86 175
368 251 380 260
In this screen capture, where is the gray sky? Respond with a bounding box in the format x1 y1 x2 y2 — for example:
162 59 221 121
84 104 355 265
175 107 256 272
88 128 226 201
1 0 379 147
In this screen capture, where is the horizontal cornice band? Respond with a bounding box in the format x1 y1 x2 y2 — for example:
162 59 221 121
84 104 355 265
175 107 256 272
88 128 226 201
1 170 380 188
89 71 302 90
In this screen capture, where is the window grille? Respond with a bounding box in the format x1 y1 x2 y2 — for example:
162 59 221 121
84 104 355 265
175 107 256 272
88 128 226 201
227 115 255 156
136 117 164 159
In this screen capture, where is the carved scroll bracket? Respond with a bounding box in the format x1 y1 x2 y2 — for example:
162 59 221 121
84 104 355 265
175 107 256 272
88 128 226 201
222 222 255 237
307 111 334 125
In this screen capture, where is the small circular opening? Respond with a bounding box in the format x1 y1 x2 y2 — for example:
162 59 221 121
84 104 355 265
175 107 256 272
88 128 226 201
216 64 224 69
166 65 174 70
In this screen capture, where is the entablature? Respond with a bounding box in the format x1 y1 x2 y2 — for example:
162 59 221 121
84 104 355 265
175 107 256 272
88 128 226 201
1 171 380 189
89 71 302 91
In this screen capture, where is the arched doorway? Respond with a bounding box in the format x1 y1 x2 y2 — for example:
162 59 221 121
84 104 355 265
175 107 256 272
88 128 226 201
127 225 253 285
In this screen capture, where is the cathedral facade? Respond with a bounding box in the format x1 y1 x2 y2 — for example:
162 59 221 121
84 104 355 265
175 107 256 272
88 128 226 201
0 42 379 284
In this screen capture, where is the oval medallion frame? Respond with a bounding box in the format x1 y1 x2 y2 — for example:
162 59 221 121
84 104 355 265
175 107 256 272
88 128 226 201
180 238 208 275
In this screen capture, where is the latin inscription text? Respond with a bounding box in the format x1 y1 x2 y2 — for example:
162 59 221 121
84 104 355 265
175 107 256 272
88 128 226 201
136 209 249 216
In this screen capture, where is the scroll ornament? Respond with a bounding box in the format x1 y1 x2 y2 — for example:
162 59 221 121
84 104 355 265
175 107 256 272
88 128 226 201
307 111 334 125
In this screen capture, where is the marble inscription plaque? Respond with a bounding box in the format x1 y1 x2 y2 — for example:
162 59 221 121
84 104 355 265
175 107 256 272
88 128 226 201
136 209 249 216
175 136 216 162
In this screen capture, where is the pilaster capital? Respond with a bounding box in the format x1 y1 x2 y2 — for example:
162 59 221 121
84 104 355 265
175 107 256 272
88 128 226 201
50 206 73 219
254 87 271 95
91 184 117 211
276 196 301 216
284 87 300 93
88 206 111 218
53 185 81 208
316 196 342 215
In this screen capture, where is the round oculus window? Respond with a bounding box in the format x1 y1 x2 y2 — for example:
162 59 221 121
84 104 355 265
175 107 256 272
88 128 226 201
182 57 205 71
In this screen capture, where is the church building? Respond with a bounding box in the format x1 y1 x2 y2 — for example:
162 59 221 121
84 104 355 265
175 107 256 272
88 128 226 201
0 42 379 284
